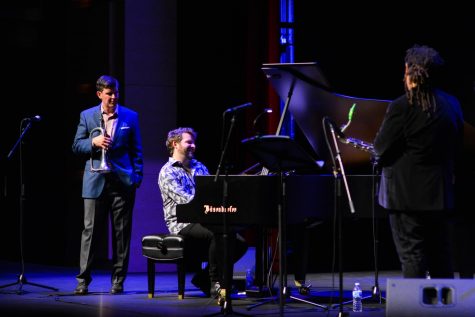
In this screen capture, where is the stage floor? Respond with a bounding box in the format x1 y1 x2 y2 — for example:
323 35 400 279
0 260 397 317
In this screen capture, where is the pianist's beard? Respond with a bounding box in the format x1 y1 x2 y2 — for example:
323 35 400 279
180 146 195 161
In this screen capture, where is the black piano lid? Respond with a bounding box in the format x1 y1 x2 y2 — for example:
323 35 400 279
262 62 390 172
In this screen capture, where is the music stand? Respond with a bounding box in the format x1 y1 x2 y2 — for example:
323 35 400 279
242 135 327 314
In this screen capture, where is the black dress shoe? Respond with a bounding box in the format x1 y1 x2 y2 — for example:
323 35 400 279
210 281 221 298
74 282 88 295
111 283 124 294
210 282 225 306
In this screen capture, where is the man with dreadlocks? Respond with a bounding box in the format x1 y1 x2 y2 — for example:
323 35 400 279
373 44 464 278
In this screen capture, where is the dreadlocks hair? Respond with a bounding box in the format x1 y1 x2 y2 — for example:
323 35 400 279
404 44 445 114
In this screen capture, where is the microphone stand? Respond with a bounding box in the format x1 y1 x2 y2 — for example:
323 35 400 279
214 112 234 182
324 117 354 317
208 113 249 317
336 156 386 310
365 159 385 303
0 119 58 294
336 137 386 307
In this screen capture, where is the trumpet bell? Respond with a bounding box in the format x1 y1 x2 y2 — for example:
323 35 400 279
90 126 112 173
91 157 112 173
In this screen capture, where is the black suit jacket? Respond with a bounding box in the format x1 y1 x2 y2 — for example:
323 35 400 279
374 89 464 211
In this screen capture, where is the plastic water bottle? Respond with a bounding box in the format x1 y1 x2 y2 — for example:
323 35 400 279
352 282 363 312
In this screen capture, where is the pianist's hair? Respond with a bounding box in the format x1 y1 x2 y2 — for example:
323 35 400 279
166 127 197 156
404 44 445 114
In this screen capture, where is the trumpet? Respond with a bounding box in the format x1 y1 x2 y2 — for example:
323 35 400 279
90 124 112 173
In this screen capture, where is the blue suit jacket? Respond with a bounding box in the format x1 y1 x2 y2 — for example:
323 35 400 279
72 104 144 198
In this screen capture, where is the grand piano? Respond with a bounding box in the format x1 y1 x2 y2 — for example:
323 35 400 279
176 62 475 222
176 63 475 307
177 62 391 224
176 63 393 300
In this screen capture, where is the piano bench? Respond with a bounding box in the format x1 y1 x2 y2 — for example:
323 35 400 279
141 234 186 299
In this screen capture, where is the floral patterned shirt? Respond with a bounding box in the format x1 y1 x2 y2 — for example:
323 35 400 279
158 157 209 234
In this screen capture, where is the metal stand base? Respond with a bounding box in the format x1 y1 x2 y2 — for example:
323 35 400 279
246 286 328 311
0 273 59 294
363 285 386 304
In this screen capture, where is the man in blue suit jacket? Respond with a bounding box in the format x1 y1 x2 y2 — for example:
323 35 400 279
374 45 464 278
72 75 143 295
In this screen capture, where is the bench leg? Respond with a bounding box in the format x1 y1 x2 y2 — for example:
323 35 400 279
177 259 185 300
147 258 155 298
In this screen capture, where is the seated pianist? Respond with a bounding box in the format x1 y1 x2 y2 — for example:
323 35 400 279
158 127 247 302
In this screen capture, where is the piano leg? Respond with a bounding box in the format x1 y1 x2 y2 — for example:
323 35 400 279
247 226 273 296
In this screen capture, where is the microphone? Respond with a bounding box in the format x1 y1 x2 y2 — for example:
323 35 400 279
252 107 272 128
325 117 347 141
340 103 356 133
25 115 42 122
224 102 252 113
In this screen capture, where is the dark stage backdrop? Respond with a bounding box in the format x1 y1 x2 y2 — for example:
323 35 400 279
1 1 474 275
0 1 110 267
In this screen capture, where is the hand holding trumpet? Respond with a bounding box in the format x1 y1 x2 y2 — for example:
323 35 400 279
92 133 112 150
90 125 112 173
